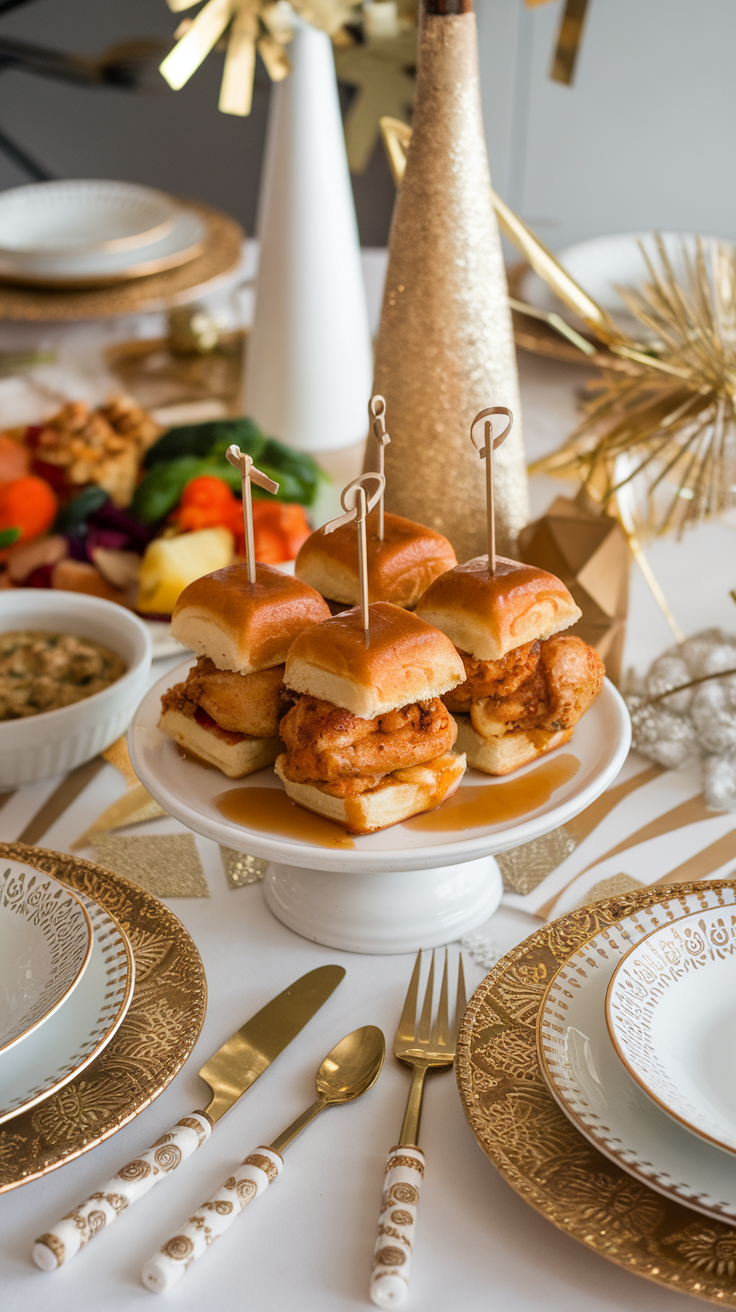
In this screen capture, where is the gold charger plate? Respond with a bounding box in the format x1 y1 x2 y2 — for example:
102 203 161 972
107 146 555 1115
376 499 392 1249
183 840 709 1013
0 201 243 321
0 843 207 1192
456 878 736 1306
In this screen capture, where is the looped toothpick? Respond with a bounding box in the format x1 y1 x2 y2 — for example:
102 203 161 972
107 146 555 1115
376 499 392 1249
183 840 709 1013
323 472 385 637
368 394 391 542
225 444 279 584
470 407 514 575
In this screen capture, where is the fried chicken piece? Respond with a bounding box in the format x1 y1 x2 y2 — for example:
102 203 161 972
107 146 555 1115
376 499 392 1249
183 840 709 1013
470 635 604 739
279 695 457 786
444 641 540 714
163 658 286 737
537 632 605 732
185 658 285 737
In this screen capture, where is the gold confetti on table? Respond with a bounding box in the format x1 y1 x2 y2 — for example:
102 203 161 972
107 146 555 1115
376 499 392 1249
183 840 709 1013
220 847 267 889
93 834 209 898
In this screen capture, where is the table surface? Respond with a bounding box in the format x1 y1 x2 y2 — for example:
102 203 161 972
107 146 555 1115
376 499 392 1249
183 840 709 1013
0 260 734 1311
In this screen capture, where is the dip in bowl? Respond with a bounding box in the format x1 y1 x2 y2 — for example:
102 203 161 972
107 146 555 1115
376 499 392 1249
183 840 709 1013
0 591 151 787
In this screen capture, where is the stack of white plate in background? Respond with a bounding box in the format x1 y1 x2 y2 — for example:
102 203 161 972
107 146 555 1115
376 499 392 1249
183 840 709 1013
0 860 134 1122
0 180 206 288
539 886 736 1225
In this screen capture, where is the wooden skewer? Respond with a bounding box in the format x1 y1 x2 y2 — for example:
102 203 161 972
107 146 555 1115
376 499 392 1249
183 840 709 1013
470 408 514 575
368 394 391 541
323 472 385 637
225 444 279 584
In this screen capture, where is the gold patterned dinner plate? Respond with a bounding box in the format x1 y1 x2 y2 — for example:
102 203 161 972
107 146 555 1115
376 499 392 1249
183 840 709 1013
456 878 736 1307
0 871 133 1124
0 843 206 1192
538 887 736 1225
607 904 736 1157
0 862 92 1055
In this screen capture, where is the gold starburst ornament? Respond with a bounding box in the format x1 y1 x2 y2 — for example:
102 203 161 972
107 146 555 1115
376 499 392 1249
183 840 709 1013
535 236 736 537
160 0 355 115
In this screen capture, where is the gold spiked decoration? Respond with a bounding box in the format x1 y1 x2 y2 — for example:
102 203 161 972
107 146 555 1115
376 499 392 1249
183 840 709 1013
160 0 351 116
533 237 736 536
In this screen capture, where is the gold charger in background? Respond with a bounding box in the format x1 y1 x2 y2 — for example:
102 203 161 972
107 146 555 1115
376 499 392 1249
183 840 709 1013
0 843 207 1192
0 202 243 321
456 878 736 1306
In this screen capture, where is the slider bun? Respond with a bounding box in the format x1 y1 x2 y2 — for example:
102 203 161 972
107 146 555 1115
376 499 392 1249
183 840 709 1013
295 511 457 609
454 714 573 776
284 601 466 719
416 556 581 661
171 562 330 674
159 708 280 778
274 752 466 834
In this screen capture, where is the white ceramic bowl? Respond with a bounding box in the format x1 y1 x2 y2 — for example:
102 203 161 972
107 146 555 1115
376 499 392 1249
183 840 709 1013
0 180 177 255
0 591 152 787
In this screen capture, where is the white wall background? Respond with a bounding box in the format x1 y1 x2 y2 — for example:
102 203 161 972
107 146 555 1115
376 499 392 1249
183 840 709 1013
477 0 736 251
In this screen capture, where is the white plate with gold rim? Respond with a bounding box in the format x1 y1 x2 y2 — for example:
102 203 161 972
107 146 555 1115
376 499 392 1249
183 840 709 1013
0 207 205 288
0 861 134 1124
607 904 736 1155
130 666 630 954
0 180 177 256
0 863 92 1055
538 887 736 1224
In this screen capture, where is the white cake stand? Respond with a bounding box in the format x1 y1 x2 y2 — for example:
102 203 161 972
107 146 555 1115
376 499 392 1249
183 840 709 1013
129 662 631 954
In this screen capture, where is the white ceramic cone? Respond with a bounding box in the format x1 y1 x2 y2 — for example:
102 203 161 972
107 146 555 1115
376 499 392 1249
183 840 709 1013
244 19 373 452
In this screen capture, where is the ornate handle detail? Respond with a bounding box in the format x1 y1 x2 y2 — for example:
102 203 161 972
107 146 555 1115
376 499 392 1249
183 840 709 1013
32 1112 213 1271
141 1145 284 1293
369 1145 425 1308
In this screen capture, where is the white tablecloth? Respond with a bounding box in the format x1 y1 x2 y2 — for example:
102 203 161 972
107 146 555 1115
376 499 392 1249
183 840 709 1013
0 328 732 1311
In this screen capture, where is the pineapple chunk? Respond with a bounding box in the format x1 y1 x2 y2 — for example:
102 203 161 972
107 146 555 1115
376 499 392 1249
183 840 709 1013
137 527 234 615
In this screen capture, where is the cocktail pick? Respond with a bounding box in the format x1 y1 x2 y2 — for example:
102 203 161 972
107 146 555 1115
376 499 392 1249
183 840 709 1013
225 444 280 584
368 394 391 541
470 407 514 575
323 472 385 637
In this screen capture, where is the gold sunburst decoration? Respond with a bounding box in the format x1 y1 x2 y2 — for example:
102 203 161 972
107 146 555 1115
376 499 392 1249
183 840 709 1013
160 0 356 116
535 237 736 536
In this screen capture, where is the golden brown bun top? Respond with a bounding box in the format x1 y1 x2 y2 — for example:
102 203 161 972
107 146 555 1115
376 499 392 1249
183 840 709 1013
294 510 457 609
284 600 466 718
171 562 331 674
415 555 582 661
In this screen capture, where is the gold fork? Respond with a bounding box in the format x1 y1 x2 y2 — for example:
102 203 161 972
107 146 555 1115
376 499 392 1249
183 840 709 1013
369 948 466 1308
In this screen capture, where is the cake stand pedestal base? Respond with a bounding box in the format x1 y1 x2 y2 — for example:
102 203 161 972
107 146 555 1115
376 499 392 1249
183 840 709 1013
262 855 503 954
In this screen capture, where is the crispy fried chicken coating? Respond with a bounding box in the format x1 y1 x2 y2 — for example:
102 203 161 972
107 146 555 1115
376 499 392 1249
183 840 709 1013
163 657 287 737
278 695 457 793
467 634 604 740
444 641 540 713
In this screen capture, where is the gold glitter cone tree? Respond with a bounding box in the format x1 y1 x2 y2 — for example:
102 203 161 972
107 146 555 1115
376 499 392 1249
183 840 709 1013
365 0 529 561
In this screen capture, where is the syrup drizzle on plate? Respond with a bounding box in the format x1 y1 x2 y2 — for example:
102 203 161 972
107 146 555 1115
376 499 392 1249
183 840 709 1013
214 753 580 848
215 787 355 849
403 754 580 832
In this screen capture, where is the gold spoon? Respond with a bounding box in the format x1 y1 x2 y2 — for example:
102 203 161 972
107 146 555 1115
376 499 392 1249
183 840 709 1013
142 1025 386 1293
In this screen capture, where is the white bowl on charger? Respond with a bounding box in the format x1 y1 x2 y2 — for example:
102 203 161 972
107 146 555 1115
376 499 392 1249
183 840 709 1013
0 591 152 788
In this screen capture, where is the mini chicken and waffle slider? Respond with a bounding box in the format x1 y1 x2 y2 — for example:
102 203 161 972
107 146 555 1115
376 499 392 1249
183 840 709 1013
275 601 468 833
159 562 330 777
415 555 605 775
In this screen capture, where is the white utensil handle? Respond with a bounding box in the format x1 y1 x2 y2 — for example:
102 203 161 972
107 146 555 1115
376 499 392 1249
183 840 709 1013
369 1145 425 1308
141 1145 284 1293
32 1112 213 1271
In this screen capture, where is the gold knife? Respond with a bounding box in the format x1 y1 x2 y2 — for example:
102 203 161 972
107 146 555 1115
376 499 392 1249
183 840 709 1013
33 964 346 1271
